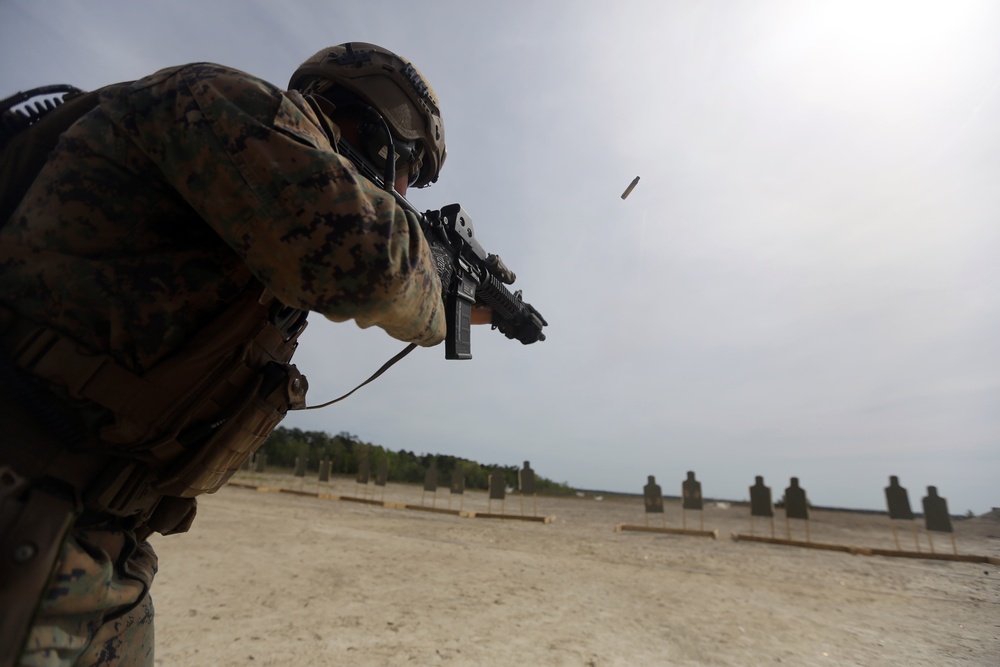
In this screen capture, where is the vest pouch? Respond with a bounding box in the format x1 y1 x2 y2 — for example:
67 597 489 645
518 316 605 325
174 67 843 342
154 362 307 498
145 495 197 537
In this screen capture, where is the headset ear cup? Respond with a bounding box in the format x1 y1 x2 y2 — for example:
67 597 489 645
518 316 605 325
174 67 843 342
358 109 381 155
355 109 387 170
358 108 378 142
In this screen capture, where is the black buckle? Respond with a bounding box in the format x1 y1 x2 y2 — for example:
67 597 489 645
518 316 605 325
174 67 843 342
268 303 308 342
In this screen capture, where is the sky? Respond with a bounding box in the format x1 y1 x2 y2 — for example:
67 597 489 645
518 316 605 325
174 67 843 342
3 0 998 515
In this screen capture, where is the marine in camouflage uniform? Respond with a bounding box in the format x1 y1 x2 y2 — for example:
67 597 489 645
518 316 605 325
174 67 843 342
0 44 448 666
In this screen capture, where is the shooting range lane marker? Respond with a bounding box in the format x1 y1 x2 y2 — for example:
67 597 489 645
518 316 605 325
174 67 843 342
616 524 719 539
404 503 463 516
732 533 869 555
730 533 998 565
467 511 555 523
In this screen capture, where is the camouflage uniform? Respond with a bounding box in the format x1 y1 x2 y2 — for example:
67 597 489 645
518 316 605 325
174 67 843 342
1 63 446 665
17 532 157 667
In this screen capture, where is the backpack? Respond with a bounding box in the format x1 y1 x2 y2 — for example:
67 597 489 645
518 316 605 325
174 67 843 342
0 85 98 226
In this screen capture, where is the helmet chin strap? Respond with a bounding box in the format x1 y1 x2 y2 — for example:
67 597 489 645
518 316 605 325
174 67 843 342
359 106 397 193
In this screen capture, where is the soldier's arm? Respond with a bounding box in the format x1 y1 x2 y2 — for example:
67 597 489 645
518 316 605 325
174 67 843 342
106 63 445 346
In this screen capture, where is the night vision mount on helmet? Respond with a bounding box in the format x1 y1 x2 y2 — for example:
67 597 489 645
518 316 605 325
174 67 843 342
289 42 446 189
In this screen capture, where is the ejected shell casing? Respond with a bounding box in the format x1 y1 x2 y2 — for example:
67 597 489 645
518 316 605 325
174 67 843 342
621 176 640 199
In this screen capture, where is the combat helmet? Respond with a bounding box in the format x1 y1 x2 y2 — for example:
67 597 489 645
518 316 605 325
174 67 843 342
289 42 446 188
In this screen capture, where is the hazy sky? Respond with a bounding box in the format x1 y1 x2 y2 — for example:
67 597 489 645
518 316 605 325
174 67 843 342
3 0 998 514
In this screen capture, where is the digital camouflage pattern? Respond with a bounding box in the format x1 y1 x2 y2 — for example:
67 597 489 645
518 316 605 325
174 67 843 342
18 531 156 667
0 62 445 374
2 62 447 666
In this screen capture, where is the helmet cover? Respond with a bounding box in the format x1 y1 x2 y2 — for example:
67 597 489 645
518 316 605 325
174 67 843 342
289 42 446 188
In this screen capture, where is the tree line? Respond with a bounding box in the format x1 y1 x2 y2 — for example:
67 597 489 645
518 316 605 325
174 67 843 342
258 426 573 494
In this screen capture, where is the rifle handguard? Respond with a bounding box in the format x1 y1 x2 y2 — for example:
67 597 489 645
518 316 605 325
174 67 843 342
334 138 546 358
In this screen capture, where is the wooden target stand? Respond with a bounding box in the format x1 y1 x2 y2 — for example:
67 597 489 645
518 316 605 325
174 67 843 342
227 472 996 565
730 477 998 565
617 474 718 540
736 477 861 555
471 467 555 522
736 476 878 555
227 465 555 523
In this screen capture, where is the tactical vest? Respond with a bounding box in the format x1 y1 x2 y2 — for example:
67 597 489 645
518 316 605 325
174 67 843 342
0 86 309 536
0 87 315 663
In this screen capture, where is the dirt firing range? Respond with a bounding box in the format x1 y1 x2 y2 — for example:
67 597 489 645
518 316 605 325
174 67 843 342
154 470 1000 666
230 459 998 567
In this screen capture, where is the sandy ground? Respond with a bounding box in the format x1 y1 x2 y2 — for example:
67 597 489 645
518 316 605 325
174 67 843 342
149 472 1000 666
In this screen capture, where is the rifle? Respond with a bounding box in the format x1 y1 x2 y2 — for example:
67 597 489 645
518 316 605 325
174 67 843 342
337 139 548 360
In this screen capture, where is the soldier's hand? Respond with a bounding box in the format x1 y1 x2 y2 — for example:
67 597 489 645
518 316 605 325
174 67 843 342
471 305 492 325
